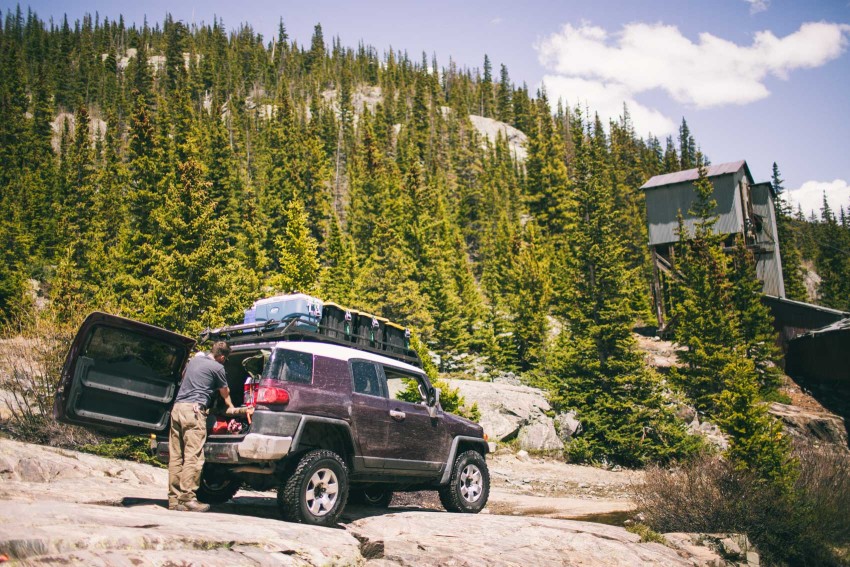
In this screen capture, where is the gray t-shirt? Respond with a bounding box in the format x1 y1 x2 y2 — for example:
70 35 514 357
175 353 228 408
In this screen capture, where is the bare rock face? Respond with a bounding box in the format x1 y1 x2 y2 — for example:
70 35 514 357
768 402 848 447
0 499 362 566
0 438 743 566
445 379 553 443
517 416 563 452
687 416 730 451
348 512 693 566
665 532 759 567
468 115 528 161
555 411 583 442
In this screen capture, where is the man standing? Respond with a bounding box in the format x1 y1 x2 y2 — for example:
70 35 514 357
168 341 233 512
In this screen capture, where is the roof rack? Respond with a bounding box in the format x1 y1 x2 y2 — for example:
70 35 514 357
199 317 423 368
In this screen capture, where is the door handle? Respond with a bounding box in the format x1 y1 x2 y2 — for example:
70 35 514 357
389 409 406 421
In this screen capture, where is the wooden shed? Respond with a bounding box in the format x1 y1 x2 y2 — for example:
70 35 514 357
642 160 785 327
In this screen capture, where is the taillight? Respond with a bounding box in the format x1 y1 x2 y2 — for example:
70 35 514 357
243 377 258 407
256 379 290 405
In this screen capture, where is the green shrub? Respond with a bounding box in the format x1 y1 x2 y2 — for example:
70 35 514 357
81 435 165 468
625 522 667 545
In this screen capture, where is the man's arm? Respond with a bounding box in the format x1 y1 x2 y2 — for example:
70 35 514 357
220 386 255 422
218 386 234 410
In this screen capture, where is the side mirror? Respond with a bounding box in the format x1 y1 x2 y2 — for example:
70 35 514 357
427 388 440 419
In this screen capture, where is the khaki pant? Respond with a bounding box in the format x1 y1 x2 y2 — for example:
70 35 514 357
168 402 207 506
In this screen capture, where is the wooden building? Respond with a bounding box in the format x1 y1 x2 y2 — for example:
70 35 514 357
641 160 785 328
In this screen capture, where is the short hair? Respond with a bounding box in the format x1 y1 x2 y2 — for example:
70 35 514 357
212 341 231 358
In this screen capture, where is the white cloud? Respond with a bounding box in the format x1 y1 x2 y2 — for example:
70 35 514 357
542 75 676 136
745 0 770 14
490 17 503 25
537 22 850 108
534 21 850 135
785 179 850 219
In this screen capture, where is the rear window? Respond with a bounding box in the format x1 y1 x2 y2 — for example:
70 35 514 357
267 349 313 384
84 325 184 379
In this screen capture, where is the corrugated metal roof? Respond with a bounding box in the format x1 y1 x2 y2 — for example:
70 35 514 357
795 317 850 338
641 160 748 190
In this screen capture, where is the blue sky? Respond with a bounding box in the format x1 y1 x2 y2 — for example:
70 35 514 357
7 0 850 217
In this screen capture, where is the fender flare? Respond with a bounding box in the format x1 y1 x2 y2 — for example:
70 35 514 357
289 415 357 456
439 435 490 485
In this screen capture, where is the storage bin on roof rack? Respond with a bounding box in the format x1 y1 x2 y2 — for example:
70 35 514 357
372 315 388 348
246 294 323 331
353 312 386 348
384 321 409 355
320 302 352 342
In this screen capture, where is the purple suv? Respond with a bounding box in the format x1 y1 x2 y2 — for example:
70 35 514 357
55 312 491 525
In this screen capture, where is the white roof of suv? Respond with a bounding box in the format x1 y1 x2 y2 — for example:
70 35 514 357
271 341 424 374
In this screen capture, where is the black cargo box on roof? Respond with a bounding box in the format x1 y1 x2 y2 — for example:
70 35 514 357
200 317 422 368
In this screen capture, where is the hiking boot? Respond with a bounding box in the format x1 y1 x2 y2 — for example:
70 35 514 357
181 500 210 512
168 503 187 511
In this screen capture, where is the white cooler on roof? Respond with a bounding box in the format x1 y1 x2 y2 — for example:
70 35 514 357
244 294 324 330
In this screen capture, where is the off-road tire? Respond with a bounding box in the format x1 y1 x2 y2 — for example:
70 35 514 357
349 487 393 508
439 450 489 513
278 449 349 526
196 466 241 504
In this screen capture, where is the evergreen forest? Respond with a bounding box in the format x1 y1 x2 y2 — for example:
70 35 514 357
2 7 850 472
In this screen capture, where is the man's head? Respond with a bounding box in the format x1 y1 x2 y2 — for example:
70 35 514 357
212 341 231 364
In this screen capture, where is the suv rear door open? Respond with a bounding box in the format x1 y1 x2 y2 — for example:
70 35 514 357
54 312 195 433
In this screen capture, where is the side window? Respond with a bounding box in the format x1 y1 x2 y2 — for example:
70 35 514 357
351 361 381 397
383 366 427 403
267 349 313 384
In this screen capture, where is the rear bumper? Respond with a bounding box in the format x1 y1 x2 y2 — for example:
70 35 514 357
155 410 302 464
156 433 294 463
237 433 292 460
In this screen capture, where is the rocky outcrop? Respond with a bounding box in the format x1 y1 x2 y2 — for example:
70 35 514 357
687 416 729 451
468 115 528 161
768 402 847 447
517 416 563 451
555 411 583 442
349 512 692 566
665 532 760 566
0 499 362 566
0 438 748 566
445 379 563 452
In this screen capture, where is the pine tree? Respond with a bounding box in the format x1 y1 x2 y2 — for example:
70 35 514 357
730 236 783 397
507 221 551 371
671 158 795 487
319 212 358 306
816 195 850 310
671 157 738 413
549 110 699 466
662 136 679 173
525 97 571 235
479 54 494 117
678 118 696 170
496 64 512 123
306 23 325 72
266 199 321 295
134 159 252 335
354 218 434 340
715 356 796 491
771 163 808 301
